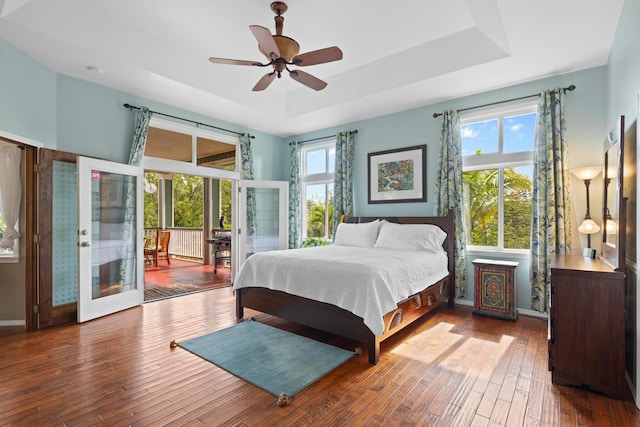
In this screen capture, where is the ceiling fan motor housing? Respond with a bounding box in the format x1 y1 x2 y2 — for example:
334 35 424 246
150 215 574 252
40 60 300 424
260 35 300 62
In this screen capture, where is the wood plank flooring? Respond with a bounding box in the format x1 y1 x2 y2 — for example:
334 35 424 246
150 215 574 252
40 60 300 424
1 287 639 426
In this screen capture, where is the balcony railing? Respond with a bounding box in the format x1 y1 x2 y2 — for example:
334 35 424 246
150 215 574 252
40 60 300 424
145 227 204 261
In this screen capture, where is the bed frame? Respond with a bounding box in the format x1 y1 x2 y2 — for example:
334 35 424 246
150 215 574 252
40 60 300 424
235 210 456 364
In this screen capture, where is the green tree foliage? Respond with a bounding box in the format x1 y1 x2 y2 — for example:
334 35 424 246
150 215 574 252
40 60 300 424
173 174 203 227
306 195 333 238
220 179 232 228
463 167 532 249
143 173 159 228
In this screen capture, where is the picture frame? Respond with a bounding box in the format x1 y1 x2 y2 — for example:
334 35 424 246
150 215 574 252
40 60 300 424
367 144 426 204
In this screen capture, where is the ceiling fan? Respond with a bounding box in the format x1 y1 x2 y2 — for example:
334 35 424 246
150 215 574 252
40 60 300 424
208 1 343 91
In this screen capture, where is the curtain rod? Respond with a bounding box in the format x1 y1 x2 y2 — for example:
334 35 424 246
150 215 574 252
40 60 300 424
289 129 358 145
431 84 576 118
123 103 254 139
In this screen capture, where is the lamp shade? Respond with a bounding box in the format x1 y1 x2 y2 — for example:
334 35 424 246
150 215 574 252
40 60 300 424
570 166 602 181
578 219 600 235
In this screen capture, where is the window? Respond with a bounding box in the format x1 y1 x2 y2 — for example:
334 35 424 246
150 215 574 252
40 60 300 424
301 141 335 241
461 103 536 251
0 213 18 257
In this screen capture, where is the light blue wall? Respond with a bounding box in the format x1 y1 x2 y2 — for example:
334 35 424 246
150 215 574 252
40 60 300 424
0 39 57 146
292 67 607 218
0 38 286 180
290 67 608 311
55 75 286 179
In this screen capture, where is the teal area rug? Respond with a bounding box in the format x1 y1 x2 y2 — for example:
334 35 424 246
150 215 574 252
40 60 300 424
178 320 355 397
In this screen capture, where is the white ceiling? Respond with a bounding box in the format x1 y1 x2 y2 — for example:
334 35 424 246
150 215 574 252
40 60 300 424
0 0 624 137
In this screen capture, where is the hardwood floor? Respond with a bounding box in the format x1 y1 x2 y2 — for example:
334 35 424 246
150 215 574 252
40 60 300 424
1 288 639 426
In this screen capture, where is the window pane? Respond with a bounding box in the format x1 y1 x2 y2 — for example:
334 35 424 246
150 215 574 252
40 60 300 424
328 147 335 174
305 183 326 238
504 112 536 153
463 168 498 246
504 166 533 249
305 149 326 175
0 213 11 254
461 119 499 156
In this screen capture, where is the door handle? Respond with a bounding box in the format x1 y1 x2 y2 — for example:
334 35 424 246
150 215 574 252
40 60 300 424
80 241 91 247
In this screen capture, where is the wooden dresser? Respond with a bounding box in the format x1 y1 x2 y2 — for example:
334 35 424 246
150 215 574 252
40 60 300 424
548 255 626 399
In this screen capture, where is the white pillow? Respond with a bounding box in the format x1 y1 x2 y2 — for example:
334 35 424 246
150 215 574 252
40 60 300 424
374 221 447 251
333 220 383 247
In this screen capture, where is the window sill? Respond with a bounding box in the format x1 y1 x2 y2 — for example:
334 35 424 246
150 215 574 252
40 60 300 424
0 256 20 264
467 247 530 260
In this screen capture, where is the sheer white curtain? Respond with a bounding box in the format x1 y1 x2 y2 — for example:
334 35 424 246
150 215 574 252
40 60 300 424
0 145 22 248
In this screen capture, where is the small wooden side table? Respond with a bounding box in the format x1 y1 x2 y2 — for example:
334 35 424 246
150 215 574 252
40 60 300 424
472 259 519 321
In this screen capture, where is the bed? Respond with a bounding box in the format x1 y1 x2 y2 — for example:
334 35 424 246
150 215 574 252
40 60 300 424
233 211 455 364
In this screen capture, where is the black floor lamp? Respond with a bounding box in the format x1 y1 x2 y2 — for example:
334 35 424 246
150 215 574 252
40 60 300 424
571 167 602 258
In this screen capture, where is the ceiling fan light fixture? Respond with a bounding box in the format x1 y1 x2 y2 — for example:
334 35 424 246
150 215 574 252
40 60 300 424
208 1 342 91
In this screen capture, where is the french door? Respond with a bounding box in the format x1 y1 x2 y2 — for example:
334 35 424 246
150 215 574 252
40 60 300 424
76 156 143 322
236 180 288 273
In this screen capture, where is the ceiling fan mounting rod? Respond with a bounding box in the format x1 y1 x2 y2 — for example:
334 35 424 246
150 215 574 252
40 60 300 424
271 2 287 36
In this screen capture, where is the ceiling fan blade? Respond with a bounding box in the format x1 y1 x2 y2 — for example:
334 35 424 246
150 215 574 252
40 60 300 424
289 69 328 91
252 72 277 91
249 25 280 59
293 46 343 66
209 57 263 66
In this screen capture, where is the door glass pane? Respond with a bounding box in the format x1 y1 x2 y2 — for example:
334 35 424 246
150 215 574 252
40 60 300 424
90 171 137 300
52 160 78 306
246 187 280 257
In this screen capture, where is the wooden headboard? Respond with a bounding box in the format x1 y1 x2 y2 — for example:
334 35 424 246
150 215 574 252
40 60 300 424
344 210 456 296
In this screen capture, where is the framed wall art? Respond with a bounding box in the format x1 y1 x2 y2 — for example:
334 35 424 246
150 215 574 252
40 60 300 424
367 144 426 204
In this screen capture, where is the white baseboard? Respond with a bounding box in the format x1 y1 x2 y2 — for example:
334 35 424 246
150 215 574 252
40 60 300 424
0 320 26 327
454 298 549 319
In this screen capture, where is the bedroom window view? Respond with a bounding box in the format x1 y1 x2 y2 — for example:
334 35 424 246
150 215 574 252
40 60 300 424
461 107 536 250
0 213 16 256
302 141 335 244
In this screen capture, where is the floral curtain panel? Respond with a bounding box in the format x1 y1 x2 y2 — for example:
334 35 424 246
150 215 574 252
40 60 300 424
530 89 572 313
120 106 151 282
240 134 256 237
127 106 152 166
435 110 467 299
332 131 355 235
288 141 301 249
0 146 22 248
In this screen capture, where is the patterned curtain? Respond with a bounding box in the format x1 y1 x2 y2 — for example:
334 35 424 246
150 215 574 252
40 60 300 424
531 89 572 312
434 110 467 299
288 141 301 248
332 131 355 236
240 134 256 237
127 106 152 166
120 105 151 283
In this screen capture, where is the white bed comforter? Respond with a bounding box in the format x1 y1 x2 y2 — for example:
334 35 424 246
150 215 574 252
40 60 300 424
233 245 449 336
